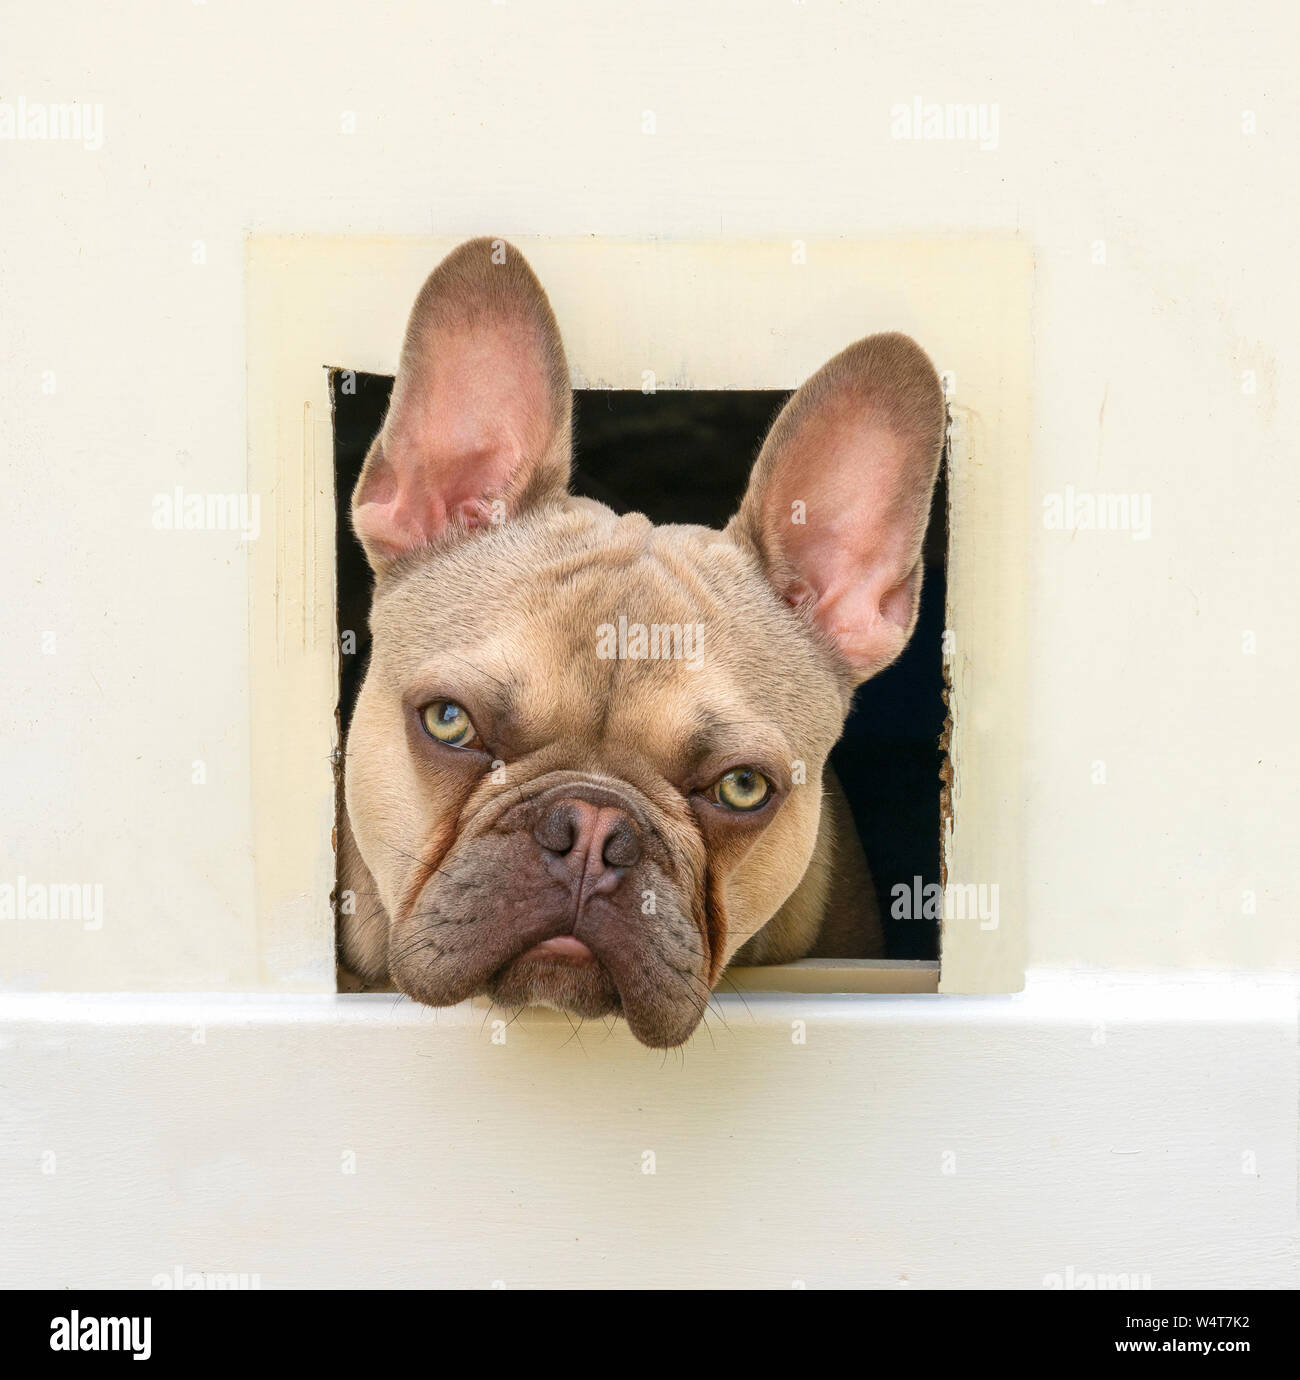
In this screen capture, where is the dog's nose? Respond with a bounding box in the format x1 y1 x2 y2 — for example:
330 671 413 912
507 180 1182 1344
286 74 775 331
533 798 642 891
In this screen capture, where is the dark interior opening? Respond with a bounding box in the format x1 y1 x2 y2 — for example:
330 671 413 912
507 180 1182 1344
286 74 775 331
331 371 946 961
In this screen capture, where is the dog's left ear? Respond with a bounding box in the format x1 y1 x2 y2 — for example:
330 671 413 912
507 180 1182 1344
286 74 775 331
352 237 572 576
729 332 946 683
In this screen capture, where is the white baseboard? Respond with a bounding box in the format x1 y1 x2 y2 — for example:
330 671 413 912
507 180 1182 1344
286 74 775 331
2 972 1295 1289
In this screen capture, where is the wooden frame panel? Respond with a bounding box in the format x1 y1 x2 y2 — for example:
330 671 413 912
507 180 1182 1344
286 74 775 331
246 235 1032 994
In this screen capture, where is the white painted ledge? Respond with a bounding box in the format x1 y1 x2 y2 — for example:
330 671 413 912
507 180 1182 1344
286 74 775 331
1 972 1295 1289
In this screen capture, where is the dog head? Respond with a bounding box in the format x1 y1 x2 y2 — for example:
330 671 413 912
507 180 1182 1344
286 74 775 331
341 238 944 1046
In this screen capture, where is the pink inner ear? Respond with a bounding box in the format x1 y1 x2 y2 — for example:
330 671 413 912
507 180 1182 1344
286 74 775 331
789 414 921 626
733 331 944 681
767 415 926 676
353 320 558 563
352 446 518 564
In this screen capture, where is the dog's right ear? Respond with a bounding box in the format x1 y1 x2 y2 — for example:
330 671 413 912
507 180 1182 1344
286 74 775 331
351 237 572 576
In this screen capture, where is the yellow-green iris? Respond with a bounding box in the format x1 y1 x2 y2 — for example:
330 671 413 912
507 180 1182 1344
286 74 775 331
713 767 771 811
421 700 477 748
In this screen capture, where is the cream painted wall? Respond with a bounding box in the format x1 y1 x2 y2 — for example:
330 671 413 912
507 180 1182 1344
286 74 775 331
2 0 1297 990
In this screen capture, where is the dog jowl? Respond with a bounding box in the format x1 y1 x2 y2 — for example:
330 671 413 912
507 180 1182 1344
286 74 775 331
337 238 945 1047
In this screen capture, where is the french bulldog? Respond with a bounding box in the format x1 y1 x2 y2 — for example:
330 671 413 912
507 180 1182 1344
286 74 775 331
337 237 945 1047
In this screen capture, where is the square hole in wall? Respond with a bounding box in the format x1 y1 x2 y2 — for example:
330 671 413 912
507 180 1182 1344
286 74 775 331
331 371 947 961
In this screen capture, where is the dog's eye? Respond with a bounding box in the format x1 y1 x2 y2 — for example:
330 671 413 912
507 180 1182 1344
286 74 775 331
712 767 772 812
420 700 479 749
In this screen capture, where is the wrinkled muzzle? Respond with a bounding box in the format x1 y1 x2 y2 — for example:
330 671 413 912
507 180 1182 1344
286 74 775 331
386 772 720 1047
